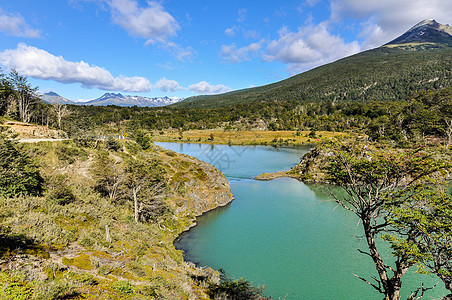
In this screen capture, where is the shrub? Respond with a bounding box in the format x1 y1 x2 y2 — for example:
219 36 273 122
48 185 76 205
106 137 121 151
208 270 270 300
113 280 134 295
0 128 44 198
134 130 151 150
46 175 76 205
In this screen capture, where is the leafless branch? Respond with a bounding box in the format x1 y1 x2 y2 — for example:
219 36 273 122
353 274 382 293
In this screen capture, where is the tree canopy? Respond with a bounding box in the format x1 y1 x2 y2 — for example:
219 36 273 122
324 140 448 299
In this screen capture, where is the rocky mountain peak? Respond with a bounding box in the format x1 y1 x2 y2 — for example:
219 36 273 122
386 19 452 46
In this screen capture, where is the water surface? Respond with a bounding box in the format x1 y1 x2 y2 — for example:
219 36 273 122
156 142 444 299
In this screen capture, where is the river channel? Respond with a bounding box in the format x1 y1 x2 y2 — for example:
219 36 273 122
156 142 444 299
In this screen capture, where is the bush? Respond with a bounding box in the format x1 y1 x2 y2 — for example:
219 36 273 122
46 175 76 205
0 128 44 198
113 280 134 295
55 142 86 164
106 137 121 151
48 185 76 205
208 270 270 300
134 130 151 150
308 130 317 138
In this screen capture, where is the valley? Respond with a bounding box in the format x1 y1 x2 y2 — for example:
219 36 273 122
0 17 451 300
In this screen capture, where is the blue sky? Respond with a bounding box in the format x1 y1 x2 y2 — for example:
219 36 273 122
0 0 450 101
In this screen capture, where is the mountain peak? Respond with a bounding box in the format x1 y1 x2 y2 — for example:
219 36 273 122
100 92 124 98
411 19 438 30
386 19 452 46
84 93 183 107
42 91 74 104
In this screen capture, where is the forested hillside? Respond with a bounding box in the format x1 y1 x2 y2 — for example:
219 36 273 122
177 46 452 108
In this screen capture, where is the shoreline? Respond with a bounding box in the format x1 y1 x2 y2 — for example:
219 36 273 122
155 138 316 148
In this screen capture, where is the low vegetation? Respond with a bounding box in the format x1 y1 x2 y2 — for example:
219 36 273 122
151 129 346 146
0 131 241 299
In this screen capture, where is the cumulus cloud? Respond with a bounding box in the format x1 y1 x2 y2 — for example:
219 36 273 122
108 0 180 44
330 0 452 48
155 78 182 92
221 40 264 63
0 43 151 92
0 8 41 38
188 81 231 95
264 23 360 74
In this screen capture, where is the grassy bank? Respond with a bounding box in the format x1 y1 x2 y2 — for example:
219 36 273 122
151 129 347 146
0 136 234 299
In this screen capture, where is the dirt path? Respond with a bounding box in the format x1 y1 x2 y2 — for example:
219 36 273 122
18 138 69 143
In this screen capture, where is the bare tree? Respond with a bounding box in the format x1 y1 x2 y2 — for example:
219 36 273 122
445 119 452 149
8 70 39 123
52 102 71 129
125 158 166 224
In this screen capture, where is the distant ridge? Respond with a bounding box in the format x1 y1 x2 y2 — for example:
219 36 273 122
175 19 452 108
42 92 183 107
41 92 75 104
83 93 182 107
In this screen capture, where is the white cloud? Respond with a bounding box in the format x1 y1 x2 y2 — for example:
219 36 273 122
108 0 180 44
304 0 322 7
0 43 151 92
174 45 195 62
188 81 231 95
221 40 264 63
264 23 360 74
225 25 259 39
225 26 239 37
155 78 182 92
330 0 452 48
0 8 41 38
237 8 247 23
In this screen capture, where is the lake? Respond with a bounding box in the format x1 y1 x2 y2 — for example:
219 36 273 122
156 142 444 299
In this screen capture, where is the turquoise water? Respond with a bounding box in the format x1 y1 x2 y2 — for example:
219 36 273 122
156 142 445 299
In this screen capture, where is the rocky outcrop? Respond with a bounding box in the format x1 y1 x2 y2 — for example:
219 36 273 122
158 146 234 219
254 146 332 183
287 146 332 182
178 158 233 216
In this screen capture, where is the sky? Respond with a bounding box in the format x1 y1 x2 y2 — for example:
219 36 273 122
0 0 451 101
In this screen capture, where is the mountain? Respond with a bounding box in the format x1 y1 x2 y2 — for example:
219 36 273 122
386 19 452 46
175 19 452 108
43 92 183 107
83 93 182 107
41 91 75 104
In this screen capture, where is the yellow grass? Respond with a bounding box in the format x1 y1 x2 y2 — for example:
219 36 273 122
151 129 347 145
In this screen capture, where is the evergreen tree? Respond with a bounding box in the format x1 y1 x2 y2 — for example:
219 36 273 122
0 127 44 197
